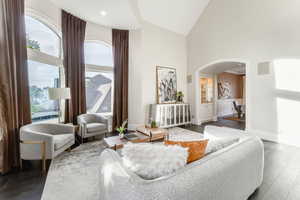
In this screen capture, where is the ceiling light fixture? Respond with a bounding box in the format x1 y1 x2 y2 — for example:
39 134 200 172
100 11 107 16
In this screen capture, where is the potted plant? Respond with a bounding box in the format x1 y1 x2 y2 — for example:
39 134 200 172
151 120 158 128
176 91 184 103
116 119 128 139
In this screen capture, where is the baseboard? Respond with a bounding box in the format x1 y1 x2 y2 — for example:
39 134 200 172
248 129 279 142
199 118 215 124
218 112 237 118
248 129 300 148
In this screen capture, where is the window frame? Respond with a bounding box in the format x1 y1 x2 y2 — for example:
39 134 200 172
84 40 114 73
25 14 64 123
25 14 63 66
84 40 114 115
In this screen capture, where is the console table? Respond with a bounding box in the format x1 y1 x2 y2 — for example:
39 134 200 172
148 104 191 128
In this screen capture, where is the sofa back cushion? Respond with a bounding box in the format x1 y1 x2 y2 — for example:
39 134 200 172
206 137 240 155
165 139 209 163
122 143 188 179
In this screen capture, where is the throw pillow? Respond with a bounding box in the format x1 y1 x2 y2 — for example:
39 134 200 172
122 143 188 180
205 137 239 155
164 139 209 163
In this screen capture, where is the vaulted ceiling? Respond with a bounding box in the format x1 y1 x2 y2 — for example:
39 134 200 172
50 0 210 35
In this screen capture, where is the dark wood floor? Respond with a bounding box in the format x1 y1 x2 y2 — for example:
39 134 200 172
1 117 300 200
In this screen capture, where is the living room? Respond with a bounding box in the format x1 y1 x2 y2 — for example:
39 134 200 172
1 0 300 200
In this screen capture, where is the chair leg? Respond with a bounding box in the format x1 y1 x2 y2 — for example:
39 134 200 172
20 158 23 171
42 158 46 173
41 141 46 173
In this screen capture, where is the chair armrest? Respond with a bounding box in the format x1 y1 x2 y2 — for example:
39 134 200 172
20 130 54 159
20 140 46 160
95 115 109 128
77 115 88 124
78 123 87 137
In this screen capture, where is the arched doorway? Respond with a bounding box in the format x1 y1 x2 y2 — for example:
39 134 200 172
194 59 250 130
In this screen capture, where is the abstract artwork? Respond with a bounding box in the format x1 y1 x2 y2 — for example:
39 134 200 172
218 81 232 99
156 66 177 104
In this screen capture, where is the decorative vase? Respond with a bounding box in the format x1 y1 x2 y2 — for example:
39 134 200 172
119 132 124 139
177 96 183 103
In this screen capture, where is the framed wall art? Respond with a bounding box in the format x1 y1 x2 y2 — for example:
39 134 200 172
156 66 177 104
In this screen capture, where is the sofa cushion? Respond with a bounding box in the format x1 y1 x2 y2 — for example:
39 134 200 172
53 134 74 150
122 143 188 180
205 137 239 155
165 139 209 163
86 123 106 133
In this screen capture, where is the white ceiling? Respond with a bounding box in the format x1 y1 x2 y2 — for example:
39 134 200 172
50 0 210 35
200 62 246 74
51 0 141 30
138 0 210 35
225 66 246 75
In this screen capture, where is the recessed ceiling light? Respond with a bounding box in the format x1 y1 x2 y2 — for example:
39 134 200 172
100 11 107 16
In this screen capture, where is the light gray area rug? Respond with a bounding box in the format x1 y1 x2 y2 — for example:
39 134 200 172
41 141 106 200
42 127 202 200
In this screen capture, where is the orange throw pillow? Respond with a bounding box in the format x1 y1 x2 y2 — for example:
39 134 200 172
164 139 209 163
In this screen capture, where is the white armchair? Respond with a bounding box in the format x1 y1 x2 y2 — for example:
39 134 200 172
19 123 75 171
77 114 109 143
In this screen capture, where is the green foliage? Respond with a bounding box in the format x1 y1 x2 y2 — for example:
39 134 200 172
176 91 184 102
116 119 128 134
30 86 44 99
27 38 41 50
176 91 184 98
29 86 46 114
30 104 42 114
151 121 157 128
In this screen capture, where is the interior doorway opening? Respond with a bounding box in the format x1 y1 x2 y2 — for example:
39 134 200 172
195 60 248 130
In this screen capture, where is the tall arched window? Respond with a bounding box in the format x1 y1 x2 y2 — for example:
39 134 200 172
25 15 63 122
84 41 114 114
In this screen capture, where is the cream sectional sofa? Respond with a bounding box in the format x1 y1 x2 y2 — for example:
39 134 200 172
99 126 264 200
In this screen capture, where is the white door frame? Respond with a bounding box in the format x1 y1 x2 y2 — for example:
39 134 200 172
194 59 251 130
198 73 216 124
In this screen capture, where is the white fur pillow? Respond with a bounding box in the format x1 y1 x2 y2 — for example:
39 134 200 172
122 143 188 179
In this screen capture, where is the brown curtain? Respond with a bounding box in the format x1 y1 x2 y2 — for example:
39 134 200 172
0 0 31 173
112 29 129 129
62 10 87 124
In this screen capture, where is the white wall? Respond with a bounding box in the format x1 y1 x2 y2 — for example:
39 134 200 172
25 0 187 129
128 22 187 129
187 0 300 146
217 99 242 117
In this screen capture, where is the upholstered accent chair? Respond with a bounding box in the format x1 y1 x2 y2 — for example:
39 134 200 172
20 123 75 172
77 114 109 143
